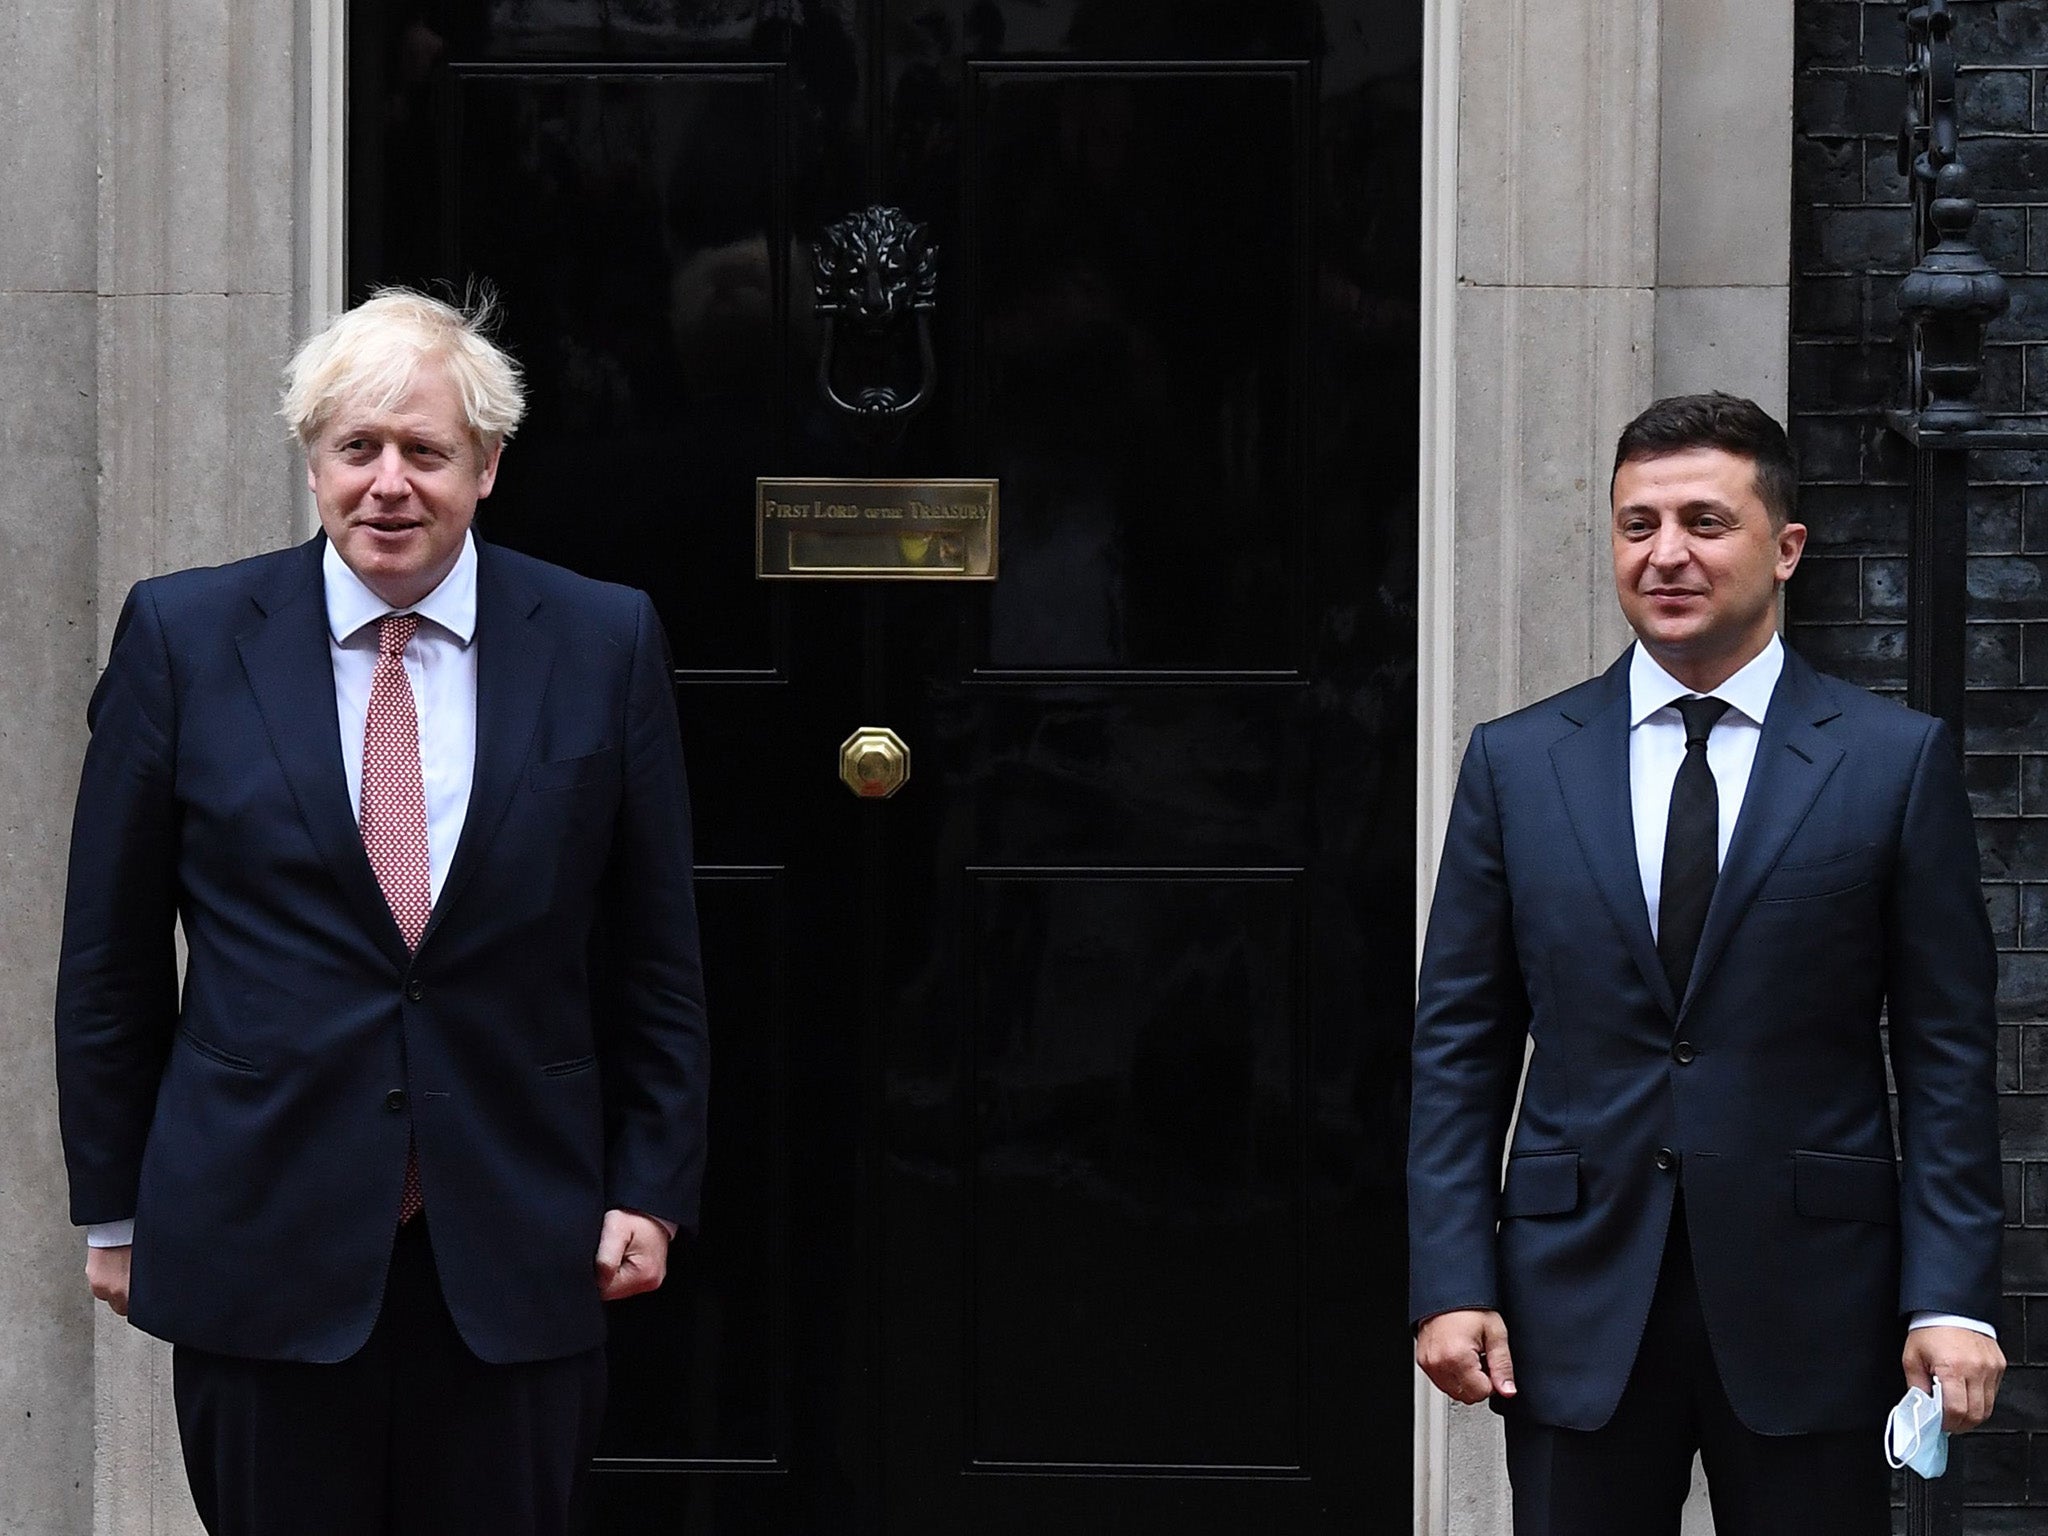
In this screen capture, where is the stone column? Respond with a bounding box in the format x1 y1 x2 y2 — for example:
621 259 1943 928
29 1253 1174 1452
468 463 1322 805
92 0 305 1529
0 0 103 1528
1653 0 1796 418
1448 0 1657 731
1420 9 1661 1521
1416 0 1792 1530
97 0 305 632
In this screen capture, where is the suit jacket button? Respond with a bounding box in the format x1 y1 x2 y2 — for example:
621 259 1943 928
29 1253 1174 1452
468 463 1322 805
386 1089 407 1112
405 980 424 1002
1672 1040 1696 1064
1655 1147 1677 1172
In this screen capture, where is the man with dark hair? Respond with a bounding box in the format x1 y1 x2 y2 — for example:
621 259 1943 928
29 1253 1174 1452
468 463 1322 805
1409 392 2004 1533
1609 390 1800 528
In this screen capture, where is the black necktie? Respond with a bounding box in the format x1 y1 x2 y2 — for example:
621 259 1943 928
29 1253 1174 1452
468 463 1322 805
1658 695 1732 1002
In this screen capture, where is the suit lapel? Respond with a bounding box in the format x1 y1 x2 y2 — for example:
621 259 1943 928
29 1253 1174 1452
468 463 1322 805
1682 648 1845 1012
1550 653 1679 1019
419 541 552 949
235 538 412 971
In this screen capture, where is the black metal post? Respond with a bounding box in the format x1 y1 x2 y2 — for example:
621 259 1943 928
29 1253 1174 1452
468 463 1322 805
1886 6 2024 1532
1904 447 1969 738
1891 1 2008 749
1906 1460 1960 1536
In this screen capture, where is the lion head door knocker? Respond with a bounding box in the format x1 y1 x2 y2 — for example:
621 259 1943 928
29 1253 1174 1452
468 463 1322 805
811 206 938 442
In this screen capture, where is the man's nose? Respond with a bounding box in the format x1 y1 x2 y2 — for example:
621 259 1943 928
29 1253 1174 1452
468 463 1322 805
369 447 410 497
1646 523 1690 570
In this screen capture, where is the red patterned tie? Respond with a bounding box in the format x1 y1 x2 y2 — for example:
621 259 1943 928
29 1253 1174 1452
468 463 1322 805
359 613 430 1222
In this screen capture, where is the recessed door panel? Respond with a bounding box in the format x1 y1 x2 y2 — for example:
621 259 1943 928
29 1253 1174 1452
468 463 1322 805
965 871 1304 1471
969 66 1307 674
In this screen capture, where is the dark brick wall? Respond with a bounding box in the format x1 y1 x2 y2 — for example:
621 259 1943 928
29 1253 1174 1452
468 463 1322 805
1792 0 2048 1523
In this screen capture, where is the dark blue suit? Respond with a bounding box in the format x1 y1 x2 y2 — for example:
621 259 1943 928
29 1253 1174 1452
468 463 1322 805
56 535 707 1367
1409 645 2001 1438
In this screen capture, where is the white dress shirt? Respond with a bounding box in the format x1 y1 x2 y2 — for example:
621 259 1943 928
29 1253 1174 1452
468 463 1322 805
1628 637 1779 941
1627 635 1992 1341
325 532 480 904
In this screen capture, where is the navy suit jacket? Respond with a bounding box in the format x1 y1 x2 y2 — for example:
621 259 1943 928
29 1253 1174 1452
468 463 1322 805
1408 645 2002 1435
55 535 708 1365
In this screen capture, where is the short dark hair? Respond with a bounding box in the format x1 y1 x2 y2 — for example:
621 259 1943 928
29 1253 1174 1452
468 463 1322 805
1610 392 1797 527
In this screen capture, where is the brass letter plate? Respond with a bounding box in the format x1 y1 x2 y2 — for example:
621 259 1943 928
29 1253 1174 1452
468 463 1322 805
757 478 998 580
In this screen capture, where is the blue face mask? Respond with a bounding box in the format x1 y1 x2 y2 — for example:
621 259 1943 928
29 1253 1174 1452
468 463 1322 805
1885 1378 1948 1480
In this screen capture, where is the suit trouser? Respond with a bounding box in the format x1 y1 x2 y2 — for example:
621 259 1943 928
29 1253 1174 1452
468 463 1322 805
1502 1199 1892 1536
172 1215 608 1536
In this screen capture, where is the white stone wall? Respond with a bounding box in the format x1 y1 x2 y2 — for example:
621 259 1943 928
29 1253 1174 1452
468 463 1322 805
96 0 304 636
0 0 101 1529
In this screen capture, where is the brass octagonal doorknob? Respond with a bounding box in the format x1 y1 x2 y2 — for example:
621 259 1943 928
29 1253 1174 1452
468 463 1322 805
839 726 910 799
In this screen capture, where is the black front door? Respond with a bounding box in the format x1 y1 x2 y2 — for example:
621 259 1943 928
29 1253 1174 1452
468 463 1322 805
350 4 1420 1530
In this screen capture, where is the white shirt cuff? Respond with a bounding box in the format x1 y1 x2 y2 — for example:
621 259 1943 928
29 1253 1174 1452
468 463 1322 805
620 1208 678 1240
1908 1311 1996 1339
89 1212 675 1246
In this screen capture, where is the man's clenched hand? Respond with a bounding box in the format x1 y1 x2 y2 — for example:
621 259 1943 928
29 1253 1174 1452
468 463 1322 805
1417 1308 1517 1405
87 1245 132 1317
594 1209 670 1301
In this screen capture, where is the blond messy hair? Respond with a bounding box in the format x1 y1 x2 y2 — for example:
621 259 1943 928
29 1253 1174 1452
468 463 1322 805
281 287 527 454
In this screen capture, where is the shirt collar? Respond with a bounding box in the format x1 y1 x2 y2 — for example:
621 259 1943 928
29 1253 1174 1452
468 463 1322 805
1628 633 1783 729
323 531 478 647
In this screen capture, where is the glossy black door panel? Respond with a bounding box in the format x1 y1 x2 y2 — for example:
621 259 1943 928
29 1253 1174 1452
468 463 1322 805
468 1 800 56
352 0 1419 1529
964 871 1304 1470
968 66 1306 674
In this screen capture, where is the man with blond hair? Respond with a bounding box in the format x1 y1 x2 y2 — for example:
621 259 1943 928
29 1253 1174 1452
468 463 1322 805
55 288 708 1534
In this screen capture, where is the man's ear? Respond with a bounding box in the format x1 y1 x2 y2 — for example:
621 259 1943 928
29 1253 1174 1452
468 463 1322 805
1774 520 1808 585
476 440 504 499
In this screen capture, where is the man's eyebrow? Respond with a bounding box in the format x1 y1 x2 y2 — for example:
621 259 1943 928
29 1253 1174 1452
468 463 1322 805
327 418 457 448
1614 497 1738 516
